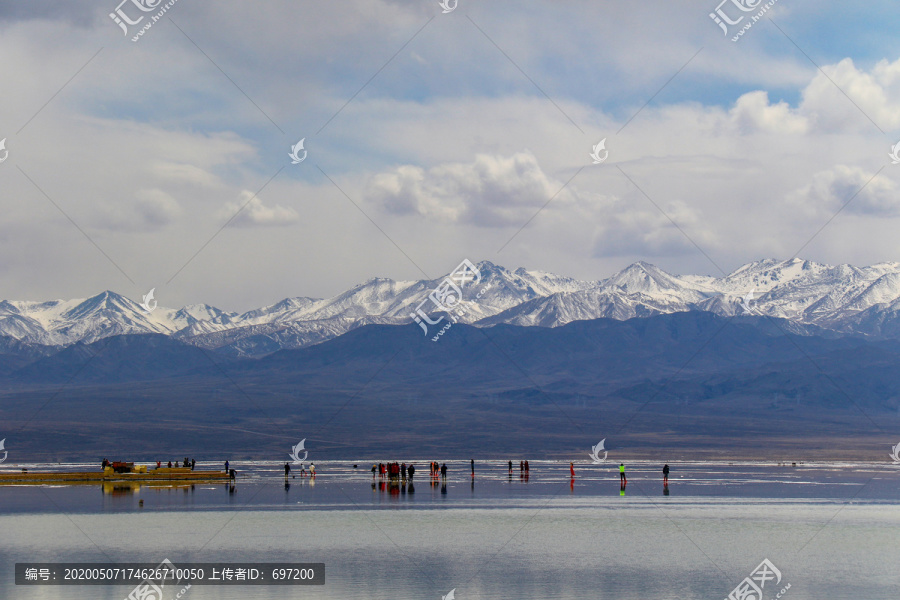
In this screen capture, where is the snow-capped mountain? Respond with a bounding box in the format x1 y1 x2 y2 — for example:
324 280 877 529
177 261 598 355
6 258 900 356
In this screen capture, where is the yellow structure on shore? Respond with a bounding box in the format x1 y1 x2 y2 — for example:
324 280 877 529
0 464 232 484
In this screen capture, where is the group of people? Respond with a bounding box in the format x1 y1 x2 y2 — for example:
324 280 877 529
364 460 669 484
294 459 672 487
508 460 530 475
372 462 419 480
156 457 196 470
103 458 197 470
564 461 670 486
616 463 671 486
370 462 457 480
284 462 315 478
101 458 672 487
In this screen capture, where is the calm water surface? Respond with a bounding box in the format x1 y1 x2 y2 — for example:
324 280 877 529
1 460 898 599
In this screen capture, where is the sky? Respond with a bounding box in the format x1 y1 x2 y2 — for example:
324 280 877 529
1 0 900 311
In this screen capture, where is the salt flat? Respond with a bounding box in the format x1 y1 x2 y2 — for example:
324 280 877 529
2 461 898 599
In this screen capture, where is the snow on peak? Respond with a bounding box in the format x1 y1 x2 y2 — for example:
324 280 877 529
6 258 900 352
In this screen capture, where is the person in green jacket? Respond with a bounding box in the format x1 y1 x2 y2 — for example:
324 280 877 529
619 463 626 484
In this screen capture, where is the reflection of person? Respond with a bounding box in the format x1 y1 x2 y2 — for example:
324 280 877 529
663 464 669 485
619 463 626 484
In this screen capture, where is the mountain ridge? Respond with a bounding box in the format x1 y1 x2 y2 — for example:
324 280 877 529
5 258 900 356
1 312 898 460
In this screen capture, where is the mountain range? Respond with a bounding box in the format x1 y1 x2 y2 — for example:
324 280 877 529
4 258 900 358
3 258 899 460
1 311 897 460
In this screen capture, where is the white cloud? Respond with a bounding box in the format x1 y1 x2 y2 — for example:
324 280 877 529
151 162 221 188
364 146 720 260
789 165 900 216
707 57 900 136
367 151 572 227
800 58 900 132
93 189 181 232
134 188 182 227
3 1 900 308
729 90 808 134
592 199 716 258
221 192 300 227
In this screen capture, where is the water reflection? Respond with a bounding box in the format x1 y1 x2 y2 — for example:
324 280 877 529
372 479 418 501
7 460 896 517
100 481 199 496
101 482 140 496
97 480 232 511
